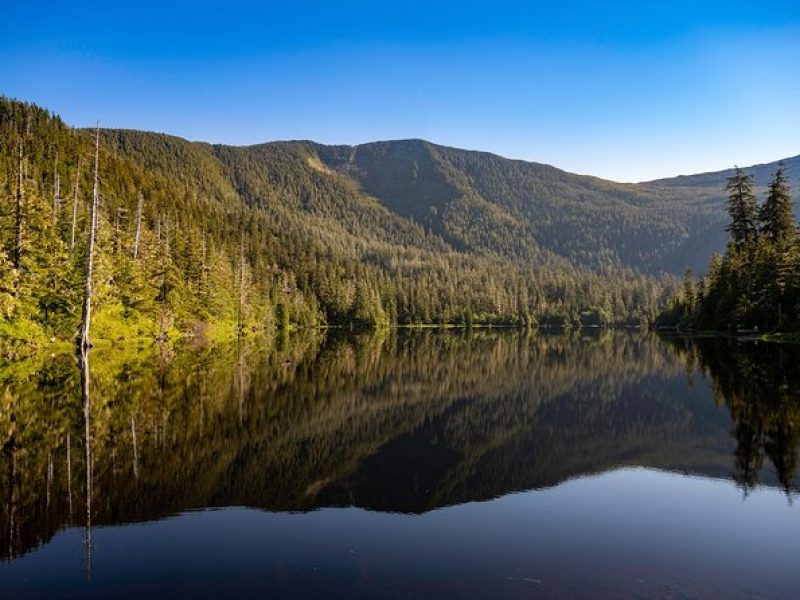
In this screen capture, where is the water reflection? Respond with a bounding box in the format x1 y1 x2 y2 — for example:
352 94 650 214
664 337 800 495
0 330 798 562
80 347 92 580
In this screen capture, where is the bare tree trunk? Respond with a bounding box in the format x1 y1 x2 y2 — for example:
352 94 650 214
5 419 17 560
238 346 245 425
79 127 100 349
238 234 245 333
157 217 170 339
200 228 208 300
53 151 60 223
131 415 138 480
133 191 143 259
71 158 81 252
13 140 23 272
46 451 53 508
67 432 73 521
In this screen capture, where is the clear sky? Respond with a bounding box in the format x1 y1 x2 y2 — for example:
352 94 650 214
2 0 799 182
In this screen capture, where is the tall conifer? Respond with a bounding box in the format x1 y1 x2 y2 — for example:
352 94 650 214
759 163 795 244
725 167 758 248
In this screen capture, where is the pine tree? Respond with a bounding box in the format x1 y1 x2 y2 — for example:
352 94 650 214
759 163 795 244
660 163 800 333
725 167 758 249
13 139 23 273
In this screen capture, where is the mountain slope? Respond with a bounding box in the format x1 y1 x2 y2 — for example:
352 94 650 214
646 154 800 195
1 98 674 345
2 96 797 341
641 155 800 273
308 139 772 274
314 140 796 275
103 129 799 280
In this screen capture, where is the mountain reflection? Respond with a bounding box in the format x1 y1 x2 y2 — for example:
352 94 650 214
1 330 798 560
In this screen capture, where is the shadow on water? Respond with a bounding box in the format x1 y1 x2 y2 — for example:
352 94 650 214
1 329 798 561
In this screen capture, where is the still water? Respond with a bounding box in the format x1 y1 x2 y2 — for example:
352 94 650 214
1 331 798 598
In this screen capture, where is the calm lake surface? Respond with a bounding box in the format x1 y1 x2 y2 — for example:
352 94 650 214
1 330 798 599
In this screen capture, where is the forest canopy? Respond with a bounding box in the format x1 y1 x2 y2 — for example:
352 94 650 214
657 164 800 333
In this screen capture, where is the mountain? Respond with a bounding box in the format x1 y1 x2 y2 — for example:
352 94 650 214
1 97 796 342
643 155 800 269
313 140 720 274
209 137 798 276
647 155 800 195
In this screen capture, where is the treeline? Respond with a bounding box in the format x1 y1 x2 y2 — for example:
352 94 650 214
0 100 325 351
657 164 800 332
1 98 674 349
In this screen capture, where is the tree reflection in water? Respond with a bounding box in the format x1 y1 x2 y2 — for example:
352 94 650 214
665 336 800 497
0 330 798 560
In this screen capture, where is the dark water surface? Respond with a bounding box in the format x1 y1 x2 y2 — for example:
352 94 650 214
1 331 799 598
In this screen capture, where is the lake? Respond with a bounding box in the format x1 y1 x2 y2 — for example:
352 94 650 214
1 330 798 599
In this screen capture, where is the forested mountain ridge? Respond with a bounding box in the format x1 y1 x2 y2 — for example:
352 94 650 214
312 139 716 273
643 155 800 269
224 138 797 276
96 132 800 279
646 155 800 195
2 96 794 345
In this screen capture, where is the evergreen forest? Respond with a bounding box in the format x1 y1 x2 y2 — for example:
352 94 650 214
657 164 800 333
3 96 799 350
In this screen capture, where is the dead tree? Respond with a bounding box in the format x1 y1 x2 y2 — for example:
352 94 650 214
131 416 138 480
53 151 61 222
13 140 23 272
238 233 245 332
79 127 100 349
133 191 143 259
66 432 73 520
70 157 81 252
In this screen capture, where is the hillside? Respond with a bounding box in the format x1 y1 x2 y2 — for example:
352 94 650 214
313 140 724 274
642 155 800 271
647 155 800 195
212 138 798 276
1 96 796 343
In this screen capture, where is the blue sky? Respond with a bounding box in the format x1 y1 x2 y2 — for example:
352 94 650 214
2 0 800 181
